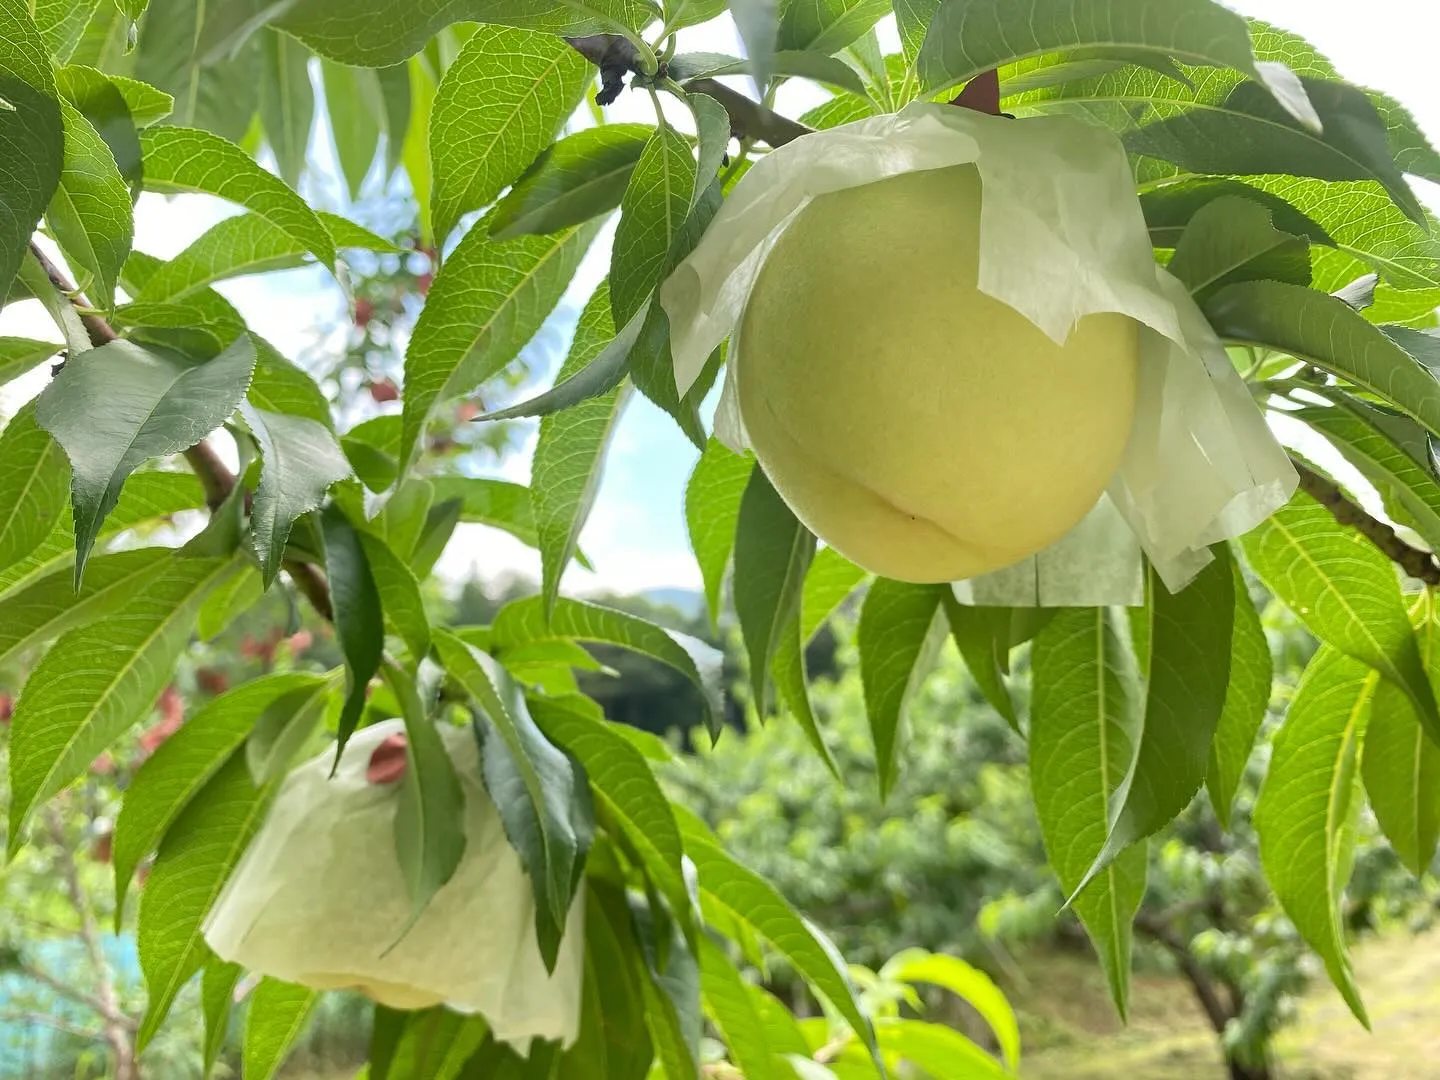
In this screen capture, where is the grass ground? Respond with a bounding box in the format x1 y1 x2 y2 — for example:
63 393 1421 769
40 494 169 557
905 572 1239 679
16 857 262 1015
1018 929 1440 1079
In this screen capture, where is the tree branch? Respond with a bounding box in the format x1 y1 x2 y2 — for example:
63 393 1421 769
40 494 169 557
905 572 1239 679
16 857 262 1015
1134 910 1234 1036
26 241 336 621
1291 455 1440 585
0 1010 107 1042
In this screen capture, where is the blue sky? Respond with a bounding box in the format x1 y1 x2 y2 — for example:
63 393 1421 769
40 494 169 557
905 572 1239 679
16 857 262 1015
3 1 1438 595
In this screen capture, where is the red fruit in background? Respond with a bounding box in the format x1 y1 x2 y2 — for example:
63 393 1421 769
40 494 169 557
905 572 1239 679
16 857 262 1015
91 752 115 776
197 668 229 695
158 685 183 726
456 401 481 422
92 831 113 864
354 298 375 327
287 629 313 652
416 271 433 295
0 693 12 724
369 378 400 403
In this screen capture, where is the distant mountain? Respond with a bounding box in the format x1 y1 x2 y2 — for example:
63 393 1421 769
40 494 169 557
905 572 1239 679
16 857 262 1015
641 587 706 619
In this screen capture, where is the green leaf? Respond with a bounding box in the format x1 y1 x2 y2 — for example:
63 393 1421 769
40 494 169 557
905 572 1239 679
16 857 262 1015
14 250 91 354
248 339 335 425
47 99 131 311
377 61 411 176
730 0 779 89
673 51 867 96
243 978 319 1080
400 216 600 471
532 282 629 615
242 403 352 585
427 476 553 553
245 680 336 785
134 0 261 143
202 960 242 1078
7 556 235 855
320 504 384 754
0 336 62 387
1363 593 1440 877
0 402 71 571
942 599 1019 730
492 123 652 240
274 0 655 67
1083 555 1234 887
1241 490 1440 743
1206 557 1272 830
685 437 754 627
858 579 947 797
1138 178 1334 249
624 892 702 1080
733 468 815 712
359 531 432 663
382 663 469 925
32 0 103 63
34 335 258 583
492 596 722 733
141 212 391 302
113 671 325 915
565 889 655 1080
54 64 146 193
379 1007 489 1080
259 28 315 189
663 0 728 32
402 58 436 247
1253 646 1373 1026
0 547 168 672
1127 77 1424 226
140 125 337 274
678 828 879 1067
137 750 274 1047
1297 394 1440 560
1029 607 1147 1020
611 125 696 326
689 93 731 198
434 633 590 966
1208 281 1440 438
875 1020 1010 1080
108 75 176 127
1166 195 1310 300
68 1 130 71
0 471 206 600
322 59 383 200
430 26 591 242
776 0 888 57
0 6 64 304
528 693 689 923
698 936 781 1080
917 0 1315 127
882 951 1019 1073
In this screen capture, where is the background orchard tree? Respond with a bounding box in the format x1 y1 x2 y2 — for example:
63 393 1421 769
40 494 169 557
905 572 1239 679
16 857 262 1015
1 0 1439 1078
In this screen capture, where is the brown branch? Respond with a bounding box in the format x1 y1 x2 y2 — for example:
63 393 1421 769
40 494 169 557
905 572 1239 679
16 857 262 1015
16 962 133 1028
1291 456 1440 585
683 79 812 147
27 241 336 621
0 1010 107 1042
1134 910 1234 1036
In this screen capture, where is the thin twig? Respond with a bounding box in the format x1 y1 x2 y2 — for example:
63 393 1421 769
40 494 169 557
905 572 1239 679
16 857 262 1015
1291 455 1440 585
26 241 336 621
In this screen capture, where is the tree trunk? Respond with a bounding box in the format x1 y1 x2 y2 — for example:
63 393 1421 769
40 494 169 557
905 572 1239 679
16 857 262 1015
1227 1054 1272 1080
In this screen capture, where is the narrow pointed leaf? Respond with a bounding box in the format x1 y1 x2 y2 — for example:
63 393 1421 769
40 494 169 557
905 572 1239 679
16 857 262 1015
322 60 382 200
140 125 336 273
115 672 329 916
243 979 319 1080
699 936 780 1080
1029 607 1147 1019
8 556 235 855
1254 646 1374 1026
243 404 352 585
685 438 754 626
734 469 815 712
133 0 260 142
0 5 64 303
400 216 600 470
54 65 146 192
202 961 242 1077
942 598 1019 730
430 26 591 242
533 282 629 615
730 0 779 90
776 0 888 56
1241 491 1440 743
490 124 652 240
1167 195 1310 300
137 751 274 1047
259 28 314 188
1207 558 1273 829
1363 594 1440 876
1085 555 1234 885
0 337 62 387
0 402 71 570
611 126 696 326
320 504 383 754
359 532 432 663
859 579 947 796
47 100 132 311
34 335 257 583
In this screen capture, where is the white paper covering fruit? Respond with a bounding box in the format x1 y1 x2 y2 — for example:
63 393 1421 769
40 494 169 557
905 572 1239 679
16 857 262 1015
202 718 585 1049
660 102 1297 605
